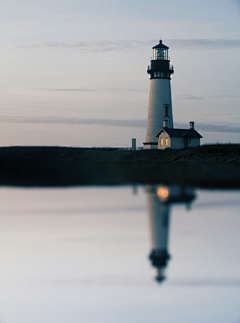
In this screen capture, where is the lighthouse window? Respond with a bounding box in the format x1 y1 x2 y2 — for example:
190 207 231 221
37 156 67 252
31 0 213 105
153 48 168 60
157 72 160 77
165 105 169 117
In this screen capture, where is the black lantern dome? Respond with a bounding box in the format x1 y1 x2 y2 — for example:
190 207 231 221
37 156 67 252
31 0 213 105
147 40 174 79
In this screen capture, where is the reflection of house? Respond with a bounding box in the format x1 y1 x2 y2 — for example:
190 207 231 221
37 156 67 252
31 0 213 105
156 121 202 150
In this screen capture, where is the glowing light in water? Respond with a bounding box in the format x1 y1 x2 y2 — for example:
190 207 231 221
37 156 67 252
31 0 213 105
157 187 169 200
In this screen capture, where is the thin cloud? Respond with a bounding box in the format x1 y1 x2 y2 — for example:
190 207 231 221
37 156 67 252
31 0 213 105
108 87 145 92
41 87 144 93
42 88 95 92
17 39 240 52
173 94 204 100
18 40 151 52
199 123 240 133
176 122 240 133
1 116 240 133
209 94 240 99
168 39 240 50
0 116 147 128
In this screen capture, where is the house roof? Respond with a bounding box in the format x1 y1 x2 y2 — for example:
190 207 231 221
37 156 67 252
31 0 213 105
156 127 203 138
152 40 169 50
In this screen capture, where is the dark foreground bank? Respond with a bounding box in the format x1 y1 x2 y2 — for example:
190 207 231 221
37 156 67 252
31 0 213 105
0 145 240 188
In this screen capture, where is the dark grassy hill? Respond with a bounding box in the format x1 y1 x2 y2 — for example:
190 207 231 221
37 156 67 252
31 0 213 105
0 144 240 188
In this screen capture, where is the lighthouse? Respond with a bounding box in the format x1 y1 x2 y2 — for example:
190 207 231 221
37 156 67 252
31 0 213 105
144 40 174 149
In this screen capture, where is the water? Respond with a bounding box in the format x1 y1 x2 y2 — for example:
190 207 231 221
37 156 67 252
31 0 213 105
0 186 239 323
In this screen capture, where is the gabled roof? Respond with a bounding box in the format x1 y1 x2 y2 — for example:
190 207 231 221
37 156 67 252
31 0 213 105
152 40 169 50
156 127 203 138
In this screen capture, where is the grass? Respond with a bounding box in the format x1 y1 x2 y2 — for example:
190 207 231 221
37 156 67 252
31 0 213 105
0 144 240 188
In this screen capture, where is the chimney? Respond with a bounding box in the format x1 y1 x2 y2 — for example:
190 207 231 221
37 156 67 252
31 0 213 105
189 121 194 129
163 120 168 128
132 138 136 151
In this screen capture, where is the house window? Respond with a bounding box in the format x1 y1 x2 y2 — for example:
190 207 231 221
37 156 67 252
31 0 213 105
160 138 164 146
165 138 168 146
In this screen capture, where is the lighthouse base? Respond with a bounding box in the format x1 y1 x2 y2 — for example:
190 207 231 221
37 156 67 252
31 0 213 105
143 142 158 150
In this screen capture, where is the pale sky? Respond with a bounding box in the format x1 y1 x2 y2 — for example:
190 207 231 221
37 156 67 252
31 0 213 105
0 0 240 147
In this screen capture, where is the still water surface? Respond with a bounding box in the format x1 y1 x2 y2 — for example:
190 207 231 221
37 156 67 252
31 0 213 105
0 186 240 323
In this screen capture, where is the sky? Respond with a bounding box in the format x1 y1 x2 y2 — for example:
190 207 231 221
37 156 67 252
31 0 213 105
0 0 240 147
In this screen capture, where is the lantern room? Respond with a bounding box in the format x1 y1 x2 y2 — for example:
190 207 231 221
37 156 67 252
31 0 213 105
153 40 169 60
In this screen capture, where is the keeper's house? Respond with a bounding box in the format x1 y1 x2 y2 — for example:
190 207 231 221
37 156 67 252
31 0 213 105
156 121 202 150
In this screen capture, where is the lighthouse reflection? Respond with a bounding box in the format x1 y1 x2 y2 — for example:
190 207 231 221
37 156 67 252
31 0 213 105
146 185 196 283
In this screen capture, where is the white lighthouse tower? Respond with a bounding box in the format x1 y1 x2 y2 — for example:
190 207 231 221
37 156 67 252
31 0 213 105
144 40 174 149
